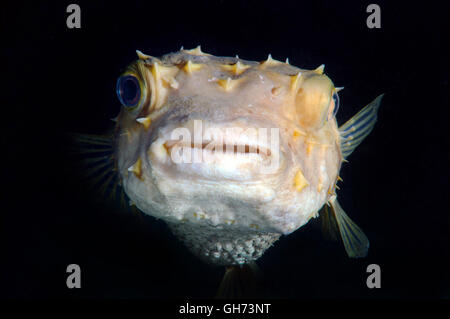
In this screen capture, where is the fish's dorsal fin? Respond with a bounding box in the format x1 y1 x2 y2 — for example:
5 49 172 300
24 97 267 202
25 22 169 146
328 197 369 258
339 94 384 159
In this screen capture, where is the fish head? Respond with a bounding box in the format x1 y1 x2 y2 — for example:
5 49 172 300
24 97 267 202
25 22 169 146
113 49 342 265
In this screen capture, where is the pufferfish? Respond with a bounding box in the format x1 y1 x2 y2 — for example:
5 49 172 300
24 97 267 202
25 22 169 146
75 46 382 283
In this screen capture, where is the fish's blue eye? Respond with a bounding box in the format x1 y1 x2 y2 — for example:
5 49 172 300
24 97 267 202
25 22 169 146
332 91 340 116
116 75 141 107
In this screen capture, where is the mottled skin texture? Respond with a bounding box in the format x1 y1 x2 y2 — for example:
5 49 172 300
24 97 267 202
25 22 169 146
114 48 342 265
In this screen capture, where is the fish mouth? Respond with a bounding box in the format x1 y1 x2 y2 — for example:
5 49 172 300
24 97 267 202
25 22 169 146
148 122 284 181
164 141 272 157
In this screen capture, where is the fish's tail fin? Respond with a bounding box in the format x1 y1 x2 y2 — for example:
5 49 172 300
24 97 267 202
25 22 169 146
215 262 264 299
321 197 369 258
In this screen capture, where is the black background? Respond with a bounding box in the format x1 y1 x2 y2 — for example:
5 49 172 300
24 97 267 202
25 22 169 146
2 0 449 299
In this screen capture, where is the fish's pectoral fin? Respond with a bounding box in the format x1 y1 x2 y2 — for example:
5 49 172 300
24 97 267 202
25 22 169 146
339 94 384 159
319 204 340 242
329 197 369 258
68 132 130 212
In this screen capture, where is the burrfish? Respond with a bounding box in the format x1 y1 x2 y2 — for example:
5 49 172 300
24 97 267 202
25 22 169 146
74 46 383 286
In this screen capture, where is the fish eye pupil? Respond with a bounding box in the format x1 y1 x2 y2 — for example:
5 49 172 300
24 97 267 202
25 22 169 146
117 75 141 107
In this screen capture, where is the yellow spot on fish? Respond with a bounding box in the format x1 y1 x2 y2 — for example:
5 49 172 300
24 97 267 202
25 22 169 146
136 117 151 130
290 72 302 91
317 177 324 193
136 50 151 60
250 224 259 229
293 129 306 139
306 141 314 155
314 64 325 74
162 143 170 153
259 54 281 68
186 45 206 55
183 60 203 73
217 77 241 91
221 61 250 75
128 157 143 180
151 61 161 80
294 169 309 192
327 184 336 195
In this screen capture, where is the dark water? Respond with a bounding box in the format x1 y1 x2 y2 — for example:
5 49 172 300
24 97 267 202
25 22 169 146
3 0 449 299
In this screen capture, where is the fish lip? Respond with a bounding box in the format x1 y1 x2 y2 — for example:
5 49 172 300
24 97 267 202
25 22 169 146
146 119 286 180
163 140 272 157
155 120 280 159
160 138 279 171
147 136 284 182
